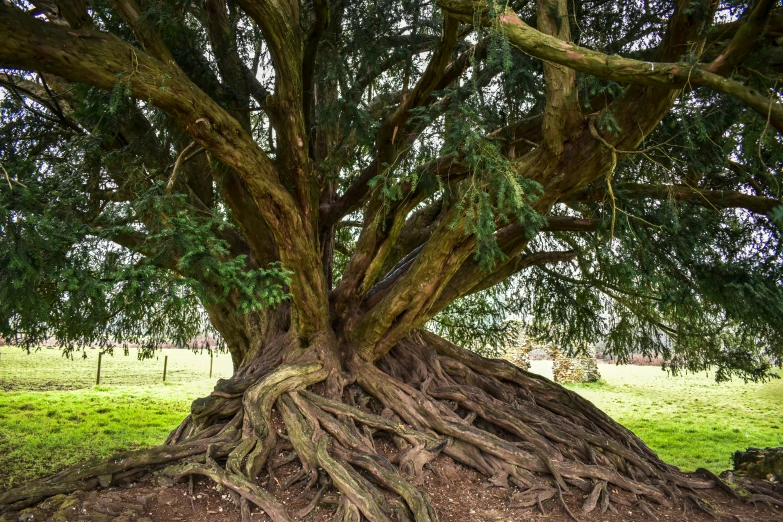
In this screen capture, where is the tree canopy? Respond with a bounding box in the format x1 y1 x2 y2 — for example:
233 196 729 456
6 1 783 518
1 0 782 380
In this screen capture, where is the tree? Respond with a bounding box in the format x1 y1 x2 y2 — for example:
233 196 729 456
1 0 782 518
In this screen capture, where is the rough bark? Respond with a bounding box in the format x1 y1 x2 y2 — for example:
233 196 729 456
4 326 776 520
1 0 782 518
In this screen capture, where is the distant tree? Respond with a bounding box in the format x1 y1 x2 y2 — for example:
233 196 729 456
1 0 783 517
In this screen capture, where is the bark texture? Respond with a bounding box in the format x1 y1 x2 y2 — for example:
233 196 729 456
0 328 755 520
1 0 783 518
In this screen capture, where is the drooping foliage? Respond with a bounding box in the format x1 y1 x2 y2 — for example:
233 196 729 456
0 0 781 381
0 81 290 357
5 1 783 518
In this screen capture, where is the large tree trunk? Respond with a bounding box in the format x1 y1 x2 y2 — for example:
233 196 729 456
2 0 783 519
0 320 732 520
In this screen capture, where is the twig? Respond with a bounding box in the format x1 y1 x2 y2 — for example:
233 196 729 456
1 163 11 190
588 115 618 238
0 162 26 190
166 142 205 193
757 80 778 176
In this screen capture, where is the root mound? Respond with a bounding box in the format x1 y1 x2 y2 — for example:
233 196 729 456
1 332 781 521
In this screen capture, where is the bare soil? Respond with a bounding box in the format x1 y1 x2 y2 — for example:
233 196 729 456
3 456 780 522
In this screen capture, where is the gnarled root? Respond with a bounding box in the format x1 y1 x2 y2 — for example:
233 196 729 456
2 331 766 520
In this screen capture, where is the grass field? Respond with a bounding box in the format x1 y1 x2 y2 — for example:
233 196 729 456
0 347 234 489
0 347 781 490
531 361 783 474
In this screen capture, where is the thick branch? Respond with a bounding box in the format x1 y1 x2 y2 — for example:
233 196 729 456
236 0 320 235
707 7 783 45
376 16 459 165
704 0 778 76
466 250 577 297
320 159 379 228
386 213 598 320
423 220 534 314
536 0 582 153
0 4 329 337
204 0 253 130
303 0 330 141
347 206 476 358
440 1 783 134
542 216 600 232
368 213 598 307
111 0 179 69
55 0 91 29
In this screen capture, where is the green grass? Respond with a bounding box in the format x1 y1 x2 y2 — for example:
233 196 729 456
0 346 234 391
0 347 234 489
529 361 783 474
0 349 780 490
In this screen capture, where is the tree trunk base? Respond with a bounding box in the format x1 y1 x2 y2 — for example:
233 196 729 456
1 332 780 520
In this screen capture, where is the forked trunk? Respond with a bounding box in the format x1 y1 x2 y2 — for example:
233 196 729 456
0 320 746 520
2 0 783 519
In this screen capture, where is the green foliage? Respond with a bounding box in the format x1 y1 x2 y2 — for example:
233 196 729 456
428 286 515 356
437 101 545 268
436 83 783 381
0 80 289 357
131 189 291 313
1 0 782 384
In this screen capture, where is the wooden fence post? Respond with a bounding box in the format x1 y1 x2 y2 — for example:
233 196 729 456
209 353 213 379
96 352 102 385
163 355 168 382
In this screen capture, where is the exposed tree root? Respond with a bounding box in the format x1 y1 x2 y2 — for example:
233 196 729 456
2 332 780 520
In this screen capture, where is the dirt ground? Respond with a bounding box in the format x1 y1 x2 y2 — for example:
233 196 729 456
2 453 781 522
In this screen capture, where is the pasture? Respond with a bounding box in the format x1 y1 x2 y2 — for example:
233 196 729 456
532 361 783 474
0 347 781 490
0 347 233 489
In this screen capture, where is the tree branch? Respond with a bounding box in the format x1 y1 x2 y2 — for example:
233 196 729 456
536 0 582 153
235 0 320 235
347 205 476 357
542 216 600 232
55 0 92 29
376 16 459 166
707 7 783 46
704 0 778 76
320 159 379 228
374 212 598 298
204 0 253 130
322 32 492 229
347 34 442 108
440 0 783 134
303 0 330 145
0 4 329 337
571 183 783 215
464 249 577 297
354 213 596 354
111 0 179 69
